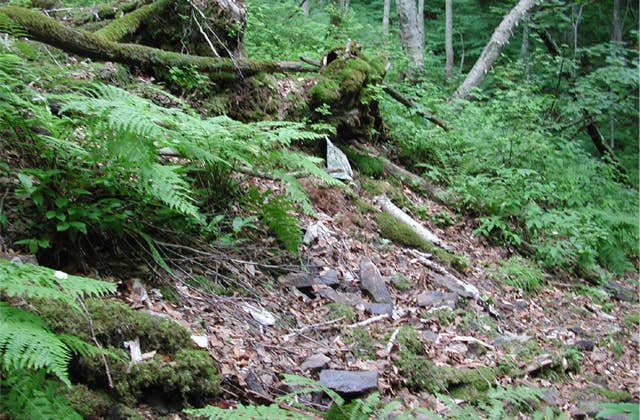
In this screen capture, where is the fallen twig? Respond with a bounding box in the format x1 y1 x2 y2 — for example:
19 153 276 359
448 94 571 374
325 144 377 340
283 317 345 340
386 327 400 353
347 313 390 328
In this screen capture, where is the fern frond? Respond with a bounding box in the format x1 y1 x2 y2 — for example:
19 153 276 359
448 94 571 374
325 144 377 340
0 303 72 386
280 174 315 216
185 403 313 419
0 259 115 308
0 369 82 420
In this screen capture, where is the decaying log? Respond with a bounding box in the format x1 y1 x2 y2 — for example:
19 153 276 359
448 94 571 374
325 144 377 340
0 6 314 78
373 194 450 251
94 0 170 41
382 83 450 131
355 143 447 204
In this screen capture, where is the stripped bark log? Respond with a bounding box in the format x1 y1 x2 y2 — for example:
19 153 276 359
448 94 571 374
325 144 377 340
373 194 451 251
0 6 314 78
451 0 538 100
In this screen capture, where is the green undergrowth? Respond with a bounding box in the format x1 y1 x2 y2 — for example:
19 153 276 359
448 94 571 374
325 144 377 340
492 256 546 294
342 146 385 178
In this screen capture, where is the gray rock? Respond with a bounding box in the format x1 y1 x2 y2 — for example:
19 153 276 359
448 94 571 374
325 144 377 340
575 339 595 352
326 139 353 181
417 291 458 309
319 369 378 394
493 332 531 345
283 270 340 289
631 333 640 344
318 288 365 306
366 303 393 316
360 258 393 304
300 353 330 371
423 331 439 342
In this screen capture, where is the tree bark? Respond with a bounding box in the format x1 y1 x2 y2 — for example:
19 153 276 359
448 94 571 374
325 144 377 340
451 0 537 100
0 6 314 78
301 0 310 16
382 0 391 36
445 0 454 81
612 0 622 43
395 0 424 70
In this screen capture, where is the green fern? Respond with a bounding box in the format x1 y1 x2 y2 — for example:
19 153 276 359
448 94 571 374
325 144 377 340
0 259 116 310
0 369 82 420
185 403 313 419
245 188 303 253
0 260 115 385
0 303 74 386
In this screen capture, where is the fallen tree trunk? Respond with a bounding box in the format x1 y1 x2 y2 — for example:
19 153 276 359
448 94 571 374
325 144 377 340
451 0 538 100
0 6 314 78
382 83 450 131
374 194 451 251
94 0 170 41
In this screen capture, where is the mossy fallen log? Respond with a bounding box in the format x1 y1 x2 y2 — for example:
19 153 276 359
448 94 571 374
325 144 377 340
0 6 314 78
94 0 170 42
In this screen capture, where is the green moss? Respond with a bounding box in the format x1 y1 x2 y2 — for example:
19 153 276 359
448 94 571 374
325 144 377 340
325 302 356 322
392 273 412 291
376 212 469 272
67 384 112 420
33 298 219 410
394 326 496 399
346 327 378 359
37 298 193 354
623 311 639 330
586 386 633 402
342 146 384 178
310 78 341 104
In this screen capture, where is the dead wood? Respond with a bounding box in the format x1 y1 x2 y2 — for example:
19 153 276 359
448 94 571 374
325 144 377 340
382 83 450 131
374 194 451 251
0 6 315 78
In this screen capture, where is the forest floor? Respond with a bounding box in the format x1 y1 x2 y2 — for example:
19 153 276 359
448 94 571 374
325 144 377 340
114 164 639 418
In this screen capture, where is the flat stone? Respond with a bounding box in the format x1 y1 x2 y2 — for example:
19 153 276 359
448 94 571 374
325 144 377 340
365 303 393 316
282 269 340 289
493 332 531 345
326 139 353 181
318 288 365 306
417 291 458 309
423 331 439 342
631 333 640 344
300 353 330 371
360 258 393 304
319 369 378 394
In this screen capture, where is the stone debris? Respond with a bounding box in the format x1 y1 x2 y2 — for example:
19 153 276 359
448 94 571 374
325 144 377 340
319 369 378 394
417 290 458 309
300 353 331 371
359 257 393 304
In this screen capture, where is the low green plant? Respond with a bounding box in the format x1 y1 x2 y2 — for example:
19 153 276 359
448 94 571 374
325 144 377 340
325 302 356 322
493 256 545 293
0 259 115 418
597 402 640 420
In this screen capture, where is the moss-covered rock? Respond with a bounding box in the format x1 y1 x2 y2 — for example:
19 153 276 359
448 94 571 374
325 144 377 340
35 298 219 410
38 299 194 354
342 146 385 178
394 326 497 400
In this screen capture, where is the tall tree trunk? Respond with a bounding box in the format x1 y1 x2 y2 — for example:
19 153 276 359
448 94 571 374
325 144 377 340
445 0 454 81
570 4 583 79
302 0 310 16
520 15 530 78
451 0 537 100
382 0 391 36
612 0 622 43
417 0 425 48
395 0 424 70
